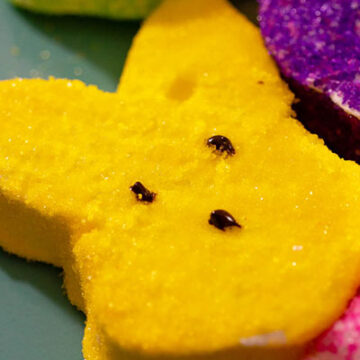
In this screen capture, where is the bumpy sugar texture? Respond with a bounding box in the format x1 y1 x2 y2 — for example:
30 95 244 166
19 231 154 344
305 296 360 360
10 0 162 19
1 0 360 359
259 0 360 164
259 0 360 116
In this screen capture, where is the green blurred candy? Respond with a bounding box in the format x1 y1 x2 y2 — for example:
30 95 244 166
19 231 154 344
10 0 162 19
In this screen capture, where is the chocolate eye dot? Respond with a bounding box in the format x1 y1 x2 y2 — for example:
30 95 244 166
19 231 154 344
209 210 241 231
130 182 156 203
207 135 235 155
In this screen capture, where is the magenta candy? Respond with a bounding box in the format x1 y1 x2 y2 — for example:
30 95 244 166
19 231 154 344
305 296 360 360
259 0 360 162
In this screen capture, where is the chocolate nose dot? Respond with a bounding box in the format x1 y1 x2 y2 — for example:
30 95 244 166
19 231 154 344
207 135 235 155
130 182 156 203
209 210 241 231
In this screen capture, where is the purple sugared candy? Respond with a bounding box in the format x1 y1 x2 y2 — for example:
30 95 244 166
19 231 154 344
259 0 360 162
304 296 360 360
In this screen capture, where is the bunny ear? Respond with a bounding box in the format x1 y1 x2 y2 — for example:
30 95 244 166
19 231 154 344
118 0 270 105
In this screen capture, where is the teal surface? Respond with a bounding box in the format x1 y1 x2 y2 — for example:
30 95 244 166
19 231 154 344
0 1 257 359
0 0 139 91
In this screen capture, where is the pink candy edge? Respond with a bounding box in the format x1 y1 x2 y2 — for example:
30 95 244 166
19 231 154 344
304 296 360 360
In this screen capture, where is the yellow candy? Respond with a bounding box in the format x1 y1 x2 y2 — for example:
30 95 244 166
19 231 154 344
1 1 360 359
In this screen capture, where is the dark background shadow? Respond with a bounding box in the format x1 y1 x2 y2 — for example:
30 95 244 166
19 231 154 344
229 0 258 23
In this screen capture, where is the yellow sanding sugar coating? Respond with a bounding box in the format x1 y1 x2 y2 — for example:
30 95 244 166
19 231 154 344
10 0 162 19
0 0 360 359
